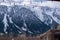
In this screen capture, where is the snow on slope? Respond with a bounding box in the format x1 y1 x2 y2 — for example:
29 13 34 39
0 1 60 34
32 1 60 25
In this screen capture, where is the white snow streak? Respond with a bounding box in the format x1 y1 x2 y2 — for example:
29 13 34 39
2 14 9 34
21 27 27 31
7 15 13 23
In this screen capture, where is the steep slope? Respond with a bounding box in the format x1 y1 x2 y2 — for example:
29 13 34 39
33 6 58 28
0 5 51 35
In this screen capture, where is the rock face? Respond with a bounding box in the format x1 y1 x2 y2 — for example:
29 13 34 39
0 3 60 35
0 5 51 35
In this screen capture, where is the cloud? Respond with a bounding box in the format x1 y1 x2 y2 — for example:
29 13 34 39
0 0 60 8
41 1 60 8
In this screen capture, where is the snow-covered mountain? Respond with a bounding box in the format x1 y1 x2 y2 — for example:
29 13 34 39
0 1 60 35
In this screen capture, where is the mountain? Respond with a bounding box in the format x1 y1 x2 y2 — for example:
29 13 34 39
38 6 58 27
0 4 59 35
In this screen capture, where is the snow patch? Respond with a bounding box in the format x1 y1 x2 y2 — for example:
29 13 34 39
21 27 27 31
2 14 9 34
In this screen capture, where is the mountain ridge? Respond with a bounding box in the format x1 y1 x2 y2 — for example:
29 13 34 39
0 5 58 35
